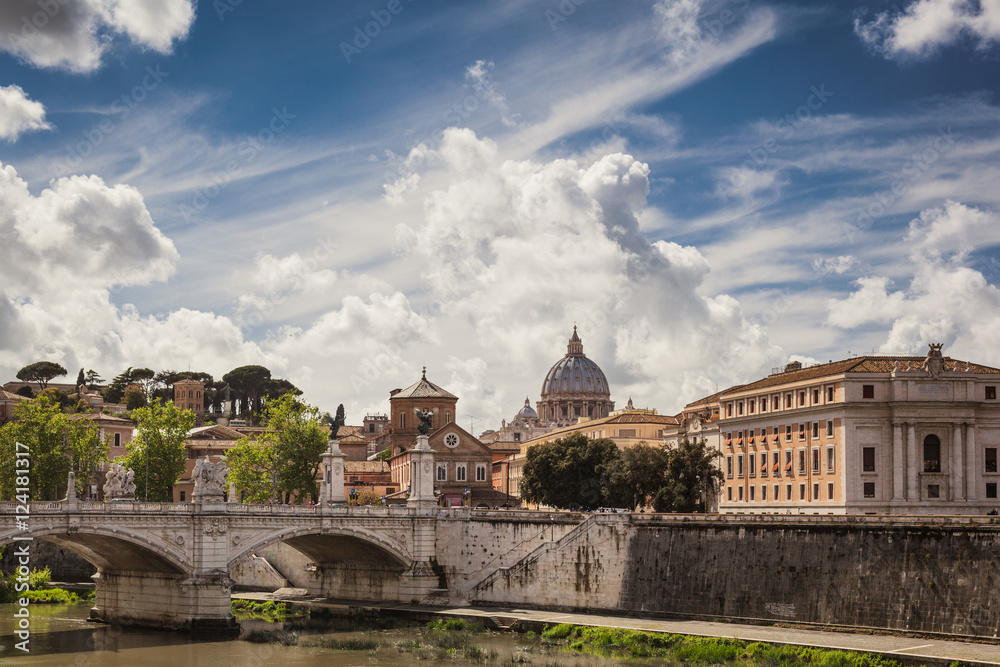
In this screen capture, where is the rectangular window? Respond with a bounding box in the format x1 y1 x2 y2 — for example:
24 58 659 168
827 386 834 402
738 486 744 501
799 391 806 407
813 389 819 404
827 482 834 500
772 451 780 477
749 399 755 414
785 393 792 408
826 421 834 437
726 455 733 479
812 447 820 473
737 454 744 478
863 447 876 472
114 433 121 448
826 446 836 473
785 425 792 442
863 482 875 498
750 486 755 501
797 449 806 474
749 453 756 478
986 447 997 473
738 402 744 415
437 464 447 481
786 484 792 500
476 464 487 482
798 423 805 441
813 483 819 500
180 491 185 502
761 485 767 501
987 483 997 499
456 465 467 482
784 449 793 474
987 386 997 400
761 397 768 412
727 403 733 417
799 483 806 500
862 384 875 399
774 484 779 500
812 422 819 439
727 486 733 501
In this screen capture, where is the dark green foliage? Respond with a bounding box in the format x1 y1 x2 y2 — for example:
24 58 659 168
76 368 85 388
103 367 135 404
520 433 620 510
123 385 147 411
15 386 34 398
223 365 271 423
653 437 722 513
16 361 67 389
603 443 671 509
120 399 195 501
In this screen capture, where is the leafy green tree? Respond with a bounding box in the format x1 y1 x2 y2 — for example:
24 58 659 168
604 443 671 509
225 437 277 503
131 368 157 399
263 377 302 402
38 387 73 411
0 396 108 500
84 369 103 389
521 433 620 510
349 490 383 506
123 385 147 411
16 361 68 390
121 399 195 502
226 394 327 503
653 438 723 513
76 368 86 388
15 386 34 399
222 365 271 424
104 368 135 404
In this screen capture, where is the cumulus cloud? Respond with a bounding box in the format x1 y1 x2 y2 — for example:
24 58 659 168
393 127 782 411
827 201 1000 362
0 0 195 73
855 0 1000 58
0 85 51 142
813 255 857 275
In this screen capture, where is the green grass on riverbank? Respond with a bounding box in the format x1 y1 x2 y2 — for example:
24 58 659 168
540 623 911 666
0 566 95 604
231 599 309 622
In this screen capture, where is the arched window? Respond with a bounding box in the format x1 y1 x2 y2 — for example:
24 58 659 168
923 435 941 473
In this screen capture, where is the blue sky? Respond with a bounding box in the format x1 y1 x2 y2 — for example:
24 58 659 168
2 0 1000 427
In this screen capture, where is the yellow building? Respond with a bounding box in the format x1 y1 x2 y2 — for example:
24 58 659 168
716 346 1000 515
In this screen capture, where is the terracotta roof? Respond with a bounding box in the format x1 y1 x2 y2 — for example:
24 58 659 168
392 376 457 399
721 355 1000 396
0 390 29 402
684 385 745 410
338 433 369 446
67 412 133 424
188 424 245 440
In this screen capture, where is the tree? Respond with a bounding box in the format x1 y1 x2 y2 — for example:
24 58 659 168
226 394 327 503
76 368 86 388
123 385 147 411
15 386 34 399
84 369 103 389
222 365 271 423
653 438 723 513
520 433 620 510
38 387 73 411
0 396 108 500
604 443 671 509
16 361 68 390
263 377 301 402
104 368 135 404
121 399 195 502
131 368 157 399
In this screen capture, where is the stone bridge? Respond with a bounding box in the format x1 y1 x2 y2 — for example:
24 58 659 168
0 496 447 630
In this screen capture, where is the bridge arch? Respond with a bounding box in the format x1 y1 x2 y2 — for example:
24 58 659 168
0 525 191 575
228 524 413 571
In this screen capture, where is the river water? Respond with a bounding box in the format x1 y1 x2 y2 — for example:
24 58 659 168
0 603 654 666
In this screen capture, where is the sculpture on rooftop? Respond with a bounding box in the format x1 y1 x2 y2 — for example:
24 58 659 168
923 343 945 379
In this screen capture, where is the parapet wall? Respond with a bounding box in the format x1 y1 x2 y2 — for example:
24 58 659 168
470 514 1000 638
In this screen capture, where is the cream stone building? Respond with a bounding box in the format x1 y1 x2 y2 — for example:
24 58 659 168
715 345 1000 515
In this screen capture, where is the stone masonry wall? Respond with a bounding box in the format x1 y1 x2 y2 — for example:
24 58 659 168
1 539 96 581
471 514 1000 638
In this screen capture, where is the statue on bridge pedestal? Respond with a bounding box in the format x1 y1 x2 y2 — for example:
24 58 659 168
323 404 346 440
103 463 136 500
192 458 228 502
416 408 434 435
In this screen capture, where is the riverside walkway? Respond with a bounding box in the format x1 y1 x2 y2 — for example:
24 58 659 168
236 592 1000 667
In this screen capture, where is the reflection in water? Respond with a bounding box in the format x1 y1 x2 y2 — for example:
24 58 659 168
0 603 643 666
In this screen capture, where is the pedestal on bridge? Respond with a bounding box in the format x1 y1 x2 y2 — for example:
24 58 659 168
407 435 436 510
322 439 347 504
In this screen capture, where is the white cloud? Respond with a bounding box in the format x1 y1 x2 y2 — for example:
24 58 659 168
0 85 50 142
0 0 195 73
855 0 1000 58
813 255 857 275
827 202 1000 364
465 60 521 128
393 127 782 413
